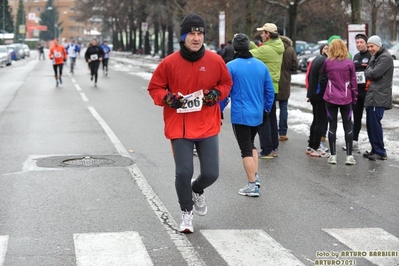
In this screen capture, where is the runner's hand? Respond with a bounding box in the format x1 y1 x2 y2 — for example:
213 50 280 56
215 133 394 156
163 92 186 109
202 89 220 106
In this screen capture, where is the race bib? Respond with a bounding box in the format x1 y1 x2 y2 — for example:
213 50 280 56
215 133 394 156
356 71 365 84
54 51 62 58
177 89 204 113
90 54 98 61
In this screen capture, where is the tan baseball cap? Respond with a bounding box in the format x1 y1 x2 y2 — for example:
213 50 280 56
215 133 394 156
256 23 278 33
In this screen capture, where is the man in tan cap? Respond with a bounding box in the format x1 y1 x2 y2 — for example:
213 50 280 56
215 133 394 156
249 23 284 161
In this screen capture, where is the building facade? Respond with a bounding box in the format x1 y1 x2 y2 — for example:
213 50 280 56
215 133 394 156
9 0 88 42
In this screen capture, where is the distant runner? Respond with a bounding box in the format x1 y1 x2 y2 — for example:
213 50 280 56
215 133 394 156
85 38 104 87
101 40 111 76
49 39 67 87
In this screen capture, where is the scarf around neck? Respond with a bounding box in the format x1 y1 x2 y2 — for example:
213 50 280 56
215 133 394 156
179 42 206 62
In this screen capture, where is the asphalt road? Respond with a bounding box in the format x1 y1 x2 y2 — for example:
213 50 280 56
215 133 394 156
0 51 398 266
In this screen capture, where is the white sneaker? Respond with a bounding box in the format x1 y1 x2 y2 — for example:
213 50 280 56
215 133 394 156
328 155 337 164
178 211 194 233
345 155 356 165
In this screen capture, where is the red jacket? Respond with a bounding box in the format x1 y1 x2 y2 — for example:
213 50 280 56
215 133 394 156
49 45 67 65
148 50 232 139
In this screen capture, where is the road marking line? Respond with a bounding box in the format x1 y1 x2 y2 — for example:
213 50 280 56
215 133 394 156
0 235 9 266
80 93 88 102
88 106 206 265
74 231 152 266
323 228 399 265
75 84 82 91
201 229 306 266
71 78 76 83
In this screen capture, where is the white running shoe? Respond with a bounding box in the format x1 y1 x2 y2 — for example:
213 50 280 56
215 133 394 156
345 155 356 165
178 211 194 233
328 155 337 164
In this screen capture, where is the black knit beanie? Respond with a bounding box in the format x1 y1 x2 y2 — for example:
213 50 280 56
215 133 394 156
233 33 250 51
180 13 205 36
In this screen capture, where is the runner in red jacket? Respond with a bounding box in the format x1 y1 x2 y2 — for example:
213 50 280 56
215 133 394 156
49 39 67 87
148 13 232 233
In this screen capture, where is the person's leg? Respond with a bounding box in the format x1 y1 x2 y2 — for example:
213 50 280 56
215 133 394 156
59 63 63 83
278 100 288 137
308 100 317 149
367 107 386 156
340 104 354 155
258 113 269 155
93 61 100 83
312 100 327 151
53 65 59 86
269 98 279 151
232 124 256 182
53 65 58 80
325 102 338 155
365 107 375 154
352 93 365 142
171 139 195 211
193 135 219 194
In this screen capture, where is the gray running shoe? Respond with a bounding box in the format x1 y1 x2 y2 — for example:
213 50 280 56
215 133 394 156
178 211 194 233
192 191 207 216
238 183 259 197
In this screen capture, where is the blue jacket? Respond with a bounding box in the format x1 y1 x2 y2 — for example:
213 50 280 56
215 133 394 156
227 57 274 126
101 44 111 59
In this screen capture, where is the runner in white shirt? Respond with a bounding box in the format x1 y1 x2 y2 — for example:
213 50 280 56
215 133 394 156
66 39 80 74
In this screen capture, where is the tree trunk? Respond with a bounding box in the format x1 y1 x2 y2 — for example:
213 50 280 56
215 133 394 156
351 0 361 23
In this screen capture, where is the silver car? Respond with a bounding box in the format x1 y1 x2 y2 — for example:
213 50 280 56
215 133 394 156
22 44 30 57
0 45 11 67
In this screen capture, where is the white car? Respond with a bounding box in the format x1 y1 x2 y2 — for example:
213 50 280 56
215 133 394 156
0 45 11 67
388 43 399 59
22 44 30 57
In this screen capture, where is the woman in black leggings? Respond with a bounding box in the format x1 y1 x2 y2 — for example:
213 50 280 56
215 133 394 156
321 39 358 165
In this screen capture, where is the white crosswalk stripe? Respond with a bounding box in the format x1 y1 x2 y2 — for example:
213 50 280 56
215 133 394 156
73 231 153 266
323 228 399 266
0 236 8 266
201 229 306 266
1 228 399 265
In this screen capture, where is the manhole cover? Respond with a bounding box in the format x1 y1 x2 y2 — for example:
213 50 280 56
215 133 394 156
62 156 115 166
36 155 133 168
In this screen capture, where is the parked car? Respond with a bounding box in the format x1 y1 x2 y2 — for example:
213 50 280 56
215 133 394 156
297 50 319 72
7 46 18 61
13 43 25 59
7 44 23 60
388 42 399 59
4 46 12 66
0 45 9 67
295 40 311 55
22 44 30 57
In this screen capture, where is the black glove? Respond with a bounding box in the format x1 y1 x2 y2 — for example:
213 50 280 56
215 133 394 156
163 92 186 109
64 58 67 62
203 89 220 106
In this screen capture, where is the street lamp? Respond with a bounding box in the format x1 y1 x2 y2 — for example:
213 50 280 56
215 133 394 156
47 6 57 40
